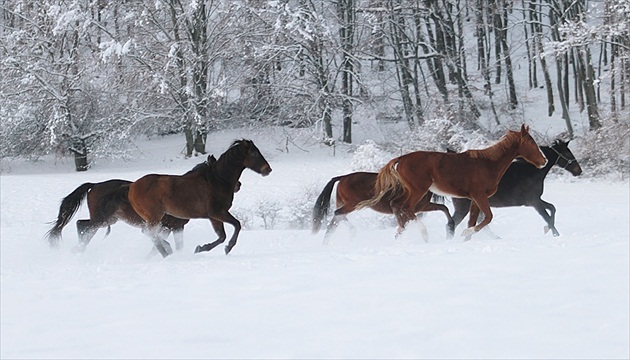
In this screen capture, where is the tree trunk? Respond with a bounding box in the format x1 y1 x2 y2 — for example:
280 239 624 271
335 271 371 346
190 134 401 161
323 104 334 145
578 48 601 130
73 150 88 172
185 128 194 157
194 131 207 154
556 58 573 138
339 0 354 143
532 4 554 116
72 138 89 172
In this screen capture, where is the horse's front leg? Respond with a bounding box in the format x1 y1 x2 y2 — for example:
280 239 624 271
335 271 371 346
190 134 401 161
195 219 227 253
534 199 559 236
461 202 480 240
468 198 493 239
223 212 242 255
462 200 488 241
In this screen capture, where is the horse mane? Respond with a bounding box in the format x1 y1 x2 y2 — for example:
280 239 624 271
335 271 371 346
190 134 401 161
207 139 251 183
466 130 521 161
183 161 210 176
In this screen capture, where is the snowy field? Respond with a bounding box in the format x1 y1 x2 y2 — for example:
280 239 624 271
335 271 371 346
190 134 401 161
1 129 629 359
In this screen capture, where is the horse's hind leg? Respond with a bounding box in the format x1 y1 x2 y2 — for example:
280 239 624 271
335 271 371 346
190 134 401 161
414 218 429 242
323 203 355 244
75 219 100 252
533 199 559 236
195 219 227 254
323 214 341 244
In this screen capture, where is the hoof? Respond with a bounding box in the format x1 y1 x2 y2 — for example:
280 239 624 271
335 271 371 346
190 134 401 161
194 245 202 253
224 246 232 255
461 228 475 241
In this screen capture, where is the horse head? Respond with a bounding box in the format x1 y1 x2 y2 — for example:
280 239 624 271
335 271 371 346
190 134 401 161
238 139 272 176
551 139 582 176
516 124 547 169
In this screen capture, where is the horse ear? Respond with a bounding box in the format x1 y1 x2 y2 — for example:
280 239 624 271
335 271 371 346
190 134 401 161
521 124 529 134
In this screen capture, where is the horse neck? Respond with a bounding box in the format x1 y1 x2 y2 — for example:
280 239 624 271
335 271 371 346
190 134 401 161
213 153 246 188
538 146 557 175
476 135 522 177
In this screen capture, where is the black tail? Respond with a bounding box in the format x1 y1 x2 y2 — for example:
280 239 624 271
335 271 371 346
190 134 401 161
45 183 95 248
312 176 343 234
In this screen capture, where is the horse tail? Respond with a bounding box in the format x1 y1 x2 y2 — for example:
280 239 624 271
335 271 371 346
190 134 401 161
357 158 403 210
312 176 344 234
45 182 95 248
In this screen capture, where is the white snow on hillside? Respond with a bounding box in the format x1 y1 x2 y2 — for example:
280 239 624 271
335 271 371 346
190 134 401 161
1 127 628 359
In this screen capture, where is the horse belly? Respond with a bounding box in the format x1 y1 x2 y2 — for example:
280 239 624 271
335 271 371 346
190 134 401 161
429 184 462 198
165 203 208 220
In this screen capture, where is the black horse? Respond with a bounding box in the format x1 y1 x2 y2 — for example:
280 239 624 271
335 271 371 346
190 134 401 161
451 139 582 237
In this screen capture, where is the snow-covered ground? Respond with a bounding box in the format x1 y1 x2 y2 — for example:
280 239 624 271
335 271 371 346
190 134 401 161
1 128 628 359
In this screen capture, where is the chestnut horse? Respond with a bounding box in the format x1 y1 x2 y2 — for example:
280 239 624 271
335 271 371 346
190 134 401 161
451 139 582 237
126 139 271 257
360 125 547 240
312 172 455 242
45 155 240 253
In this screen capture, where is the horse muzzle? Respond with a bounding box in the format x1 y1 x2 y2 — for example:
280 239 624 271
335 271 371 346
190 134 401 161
260 165 272 176
570 164 583 176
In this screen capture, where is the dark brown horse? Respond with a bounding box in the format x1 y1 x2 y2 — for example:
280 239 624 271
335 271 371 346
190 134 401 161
312 172 455 242
45 155 240 253
45 179 187 252
360 125 548 240
125 139 271 257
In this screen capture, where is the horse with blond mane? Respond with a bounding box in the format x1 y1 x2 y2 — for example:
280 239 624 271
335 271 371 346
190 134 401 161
359 125 547 240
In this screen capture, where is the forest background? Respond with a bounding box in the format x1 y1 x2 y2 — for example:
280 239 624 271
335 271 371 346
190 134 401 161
0 0 628 176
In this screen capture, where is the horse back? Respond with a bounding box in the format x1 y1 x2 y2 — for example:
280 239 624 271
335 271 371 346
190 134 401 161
129 173 231 220
338 172 386 211
397 151 503 198
87 179 131 219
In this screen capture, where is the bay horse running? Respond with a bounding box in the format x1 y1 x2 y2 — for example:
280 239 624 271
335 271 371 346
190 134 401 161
312 172 455 242
124 139 271 257
45 155 240 253
360 125 548 240
451 139 582 237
